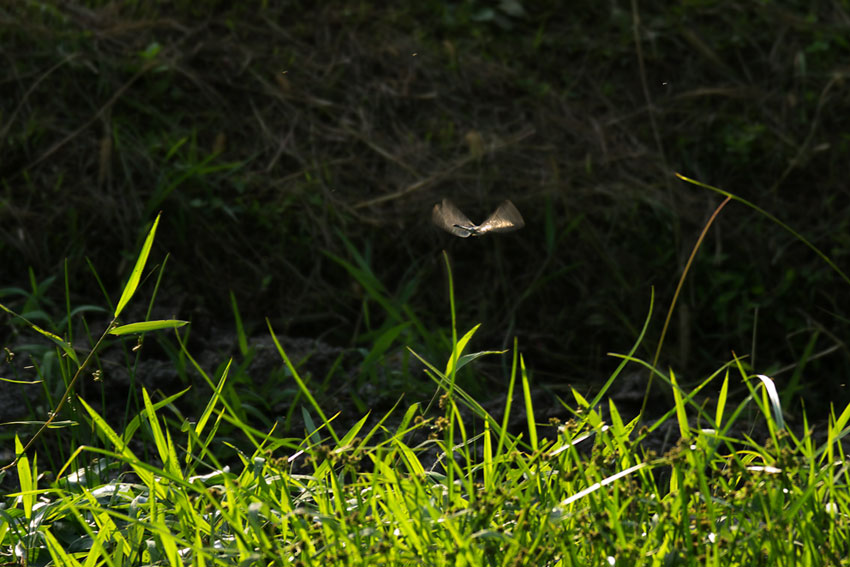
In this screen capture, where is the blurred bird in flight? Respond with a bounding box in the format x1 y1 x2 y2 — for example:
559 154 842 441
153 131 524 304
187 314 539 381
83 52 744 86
432 199 524 238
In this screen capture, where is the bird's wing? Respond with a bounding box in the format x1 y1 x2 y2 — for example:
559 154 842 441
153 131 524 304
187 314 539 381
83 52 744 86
477 200 525 234
432 199 477 238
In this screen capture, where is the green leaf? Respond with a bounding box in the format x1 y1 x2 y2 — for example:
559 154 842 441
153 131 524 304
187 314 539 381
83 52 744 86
671 369 690 441
29 322 80 366
455 349 507 373
361 322 409 369
14 436 33 519
43 529 84 567
109 319 188 335
115 213 161 317
483 419 493 488
77 397 154 487
0 303 79 366
716 370 729 428
445 324 481 376
520 354 537 452
230 290 249 356
142 388 170 471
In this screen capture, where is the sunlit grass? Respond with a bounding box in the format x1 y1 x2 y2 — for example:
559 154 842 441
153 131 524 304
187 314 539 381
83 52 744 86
1 231 849 566
3 328 849 565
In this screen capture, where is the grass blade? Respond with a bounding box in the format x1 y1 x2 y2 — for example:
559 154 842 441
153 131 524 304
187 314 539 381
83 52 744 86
115 212 161 318
520 354 537 452
676 173 850 287
756 374 785 431
109 319 188 335
715 369 729 429
670 369 690 441
230 290 249 356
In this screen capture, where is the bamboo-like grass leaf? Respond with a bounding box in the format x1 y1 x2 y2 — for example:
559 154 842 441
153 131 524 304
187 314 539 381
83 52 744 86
109 319 188 335
0 304 80 366
115 213 161 318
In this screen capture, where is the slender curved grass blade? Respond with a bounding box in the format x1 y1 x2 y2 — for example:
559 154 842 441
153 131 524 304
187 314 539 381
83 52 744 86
0 304 80 366
268 319 339 444
84 257 113 312
646 198 730 414
676 173 850 287
495 338 519 460
195 359 230 438
591 287 654 411
115 212 161 318
28 322 79 366
756 374 785 431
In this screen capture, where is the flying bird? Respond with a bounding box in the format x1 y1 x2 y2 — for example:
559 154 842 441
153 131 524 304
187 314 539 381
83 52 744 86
432 199 525 238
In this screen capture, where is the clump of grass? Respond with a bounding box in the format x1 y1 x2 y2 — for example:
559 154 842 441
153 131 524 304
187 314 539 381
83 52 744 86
2 227 849 565
4 319 850 565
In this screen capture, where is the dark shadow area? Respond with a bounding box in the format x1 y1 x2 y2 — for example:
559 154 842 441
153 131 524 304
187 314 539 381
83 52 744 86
2 1 849 454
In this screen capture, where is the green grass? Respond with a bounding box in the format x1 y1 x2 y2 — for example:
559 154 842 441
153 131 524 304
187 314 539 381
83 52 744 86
2 222 849 566
3 321 850 566
4 3 850 563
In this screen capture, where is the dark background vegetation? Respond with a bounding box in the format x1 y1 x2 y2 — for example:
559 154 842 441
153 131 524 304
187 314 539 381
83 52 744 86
2 1 850 437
